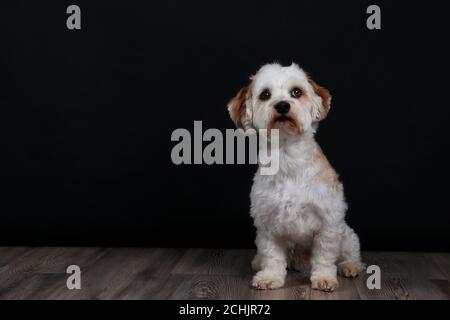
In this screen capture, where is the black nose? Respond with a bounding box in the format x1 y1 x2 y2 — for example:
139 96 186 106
274 101 290 114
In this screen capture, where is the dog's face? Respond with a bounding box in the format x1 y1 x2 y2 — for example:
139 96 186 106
228 63 331 135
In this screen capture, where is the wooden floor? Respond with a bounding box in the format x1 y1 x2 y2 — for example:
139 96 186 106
0 247 449 300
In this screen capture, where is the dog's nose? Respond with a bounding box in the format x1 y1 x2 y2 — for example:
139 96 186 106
274 101 290 114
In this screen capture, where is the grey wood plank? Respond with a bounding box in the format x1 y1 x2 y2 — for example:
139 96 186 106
48 248 184 300
1 248 449 300
356 275 449 300
401 276 450 300
0 247 109 275
355 275 411 300
430 280 450 299
0 247 109 299
363 251 447 280
167 272 311 300
171 248 254 276
167 274 226 300
0 247 33 268
113 274 181 300
355 251 449 300
428 252 450 279
112 249 187 299
1 274 66 300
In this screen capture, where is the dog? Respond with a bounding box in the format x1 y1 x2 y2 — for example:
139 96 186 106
227 63 365 292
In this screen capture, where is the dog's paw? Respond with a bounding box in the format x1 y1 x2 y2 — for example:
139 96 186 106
311 277 339 292
338 261 366 278
252 271 285 290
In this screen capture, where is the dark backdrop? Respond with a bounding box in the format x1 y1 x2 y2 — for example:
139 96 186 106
1 1 449 251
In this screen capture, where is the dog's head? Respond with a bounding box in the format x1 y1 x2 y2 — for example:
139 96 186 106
228 63 331 135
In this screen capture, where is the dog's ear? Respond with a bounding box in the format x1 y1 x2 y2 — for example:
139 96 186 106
309 79 332 121
227 85 253 130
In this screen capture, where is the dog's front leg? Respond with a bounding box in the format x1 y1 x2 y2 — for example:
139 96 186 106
310 226 341 292
252 233 287 290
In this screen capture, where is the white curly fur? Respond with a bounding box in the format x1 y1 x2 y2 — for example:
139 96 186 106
228 63 365 292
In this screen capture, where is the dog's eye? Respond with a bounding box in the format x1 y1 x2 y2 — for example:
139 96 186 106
259 89 271 101
291 87 302 98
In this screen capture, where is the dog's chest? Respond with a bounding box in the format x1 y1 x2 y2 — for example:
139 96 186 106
251 174 322 238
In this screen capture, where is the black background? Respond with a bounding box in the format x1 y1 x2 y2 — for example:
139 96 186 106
1 1 449 251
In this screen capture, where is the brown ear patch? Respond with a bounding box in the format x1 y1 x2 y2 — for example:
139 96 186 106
308 79 331 120
228 85 250 129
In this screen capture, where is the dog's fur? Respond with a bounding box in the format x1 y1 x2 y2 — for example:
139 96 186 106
227 63 364 291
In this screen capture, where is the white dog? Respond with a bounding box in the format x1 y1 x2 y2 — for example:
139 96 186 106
227 63 365 292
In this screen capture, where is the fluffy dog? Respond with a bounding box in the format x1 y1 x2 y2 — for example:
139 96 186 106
227 63 364 291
